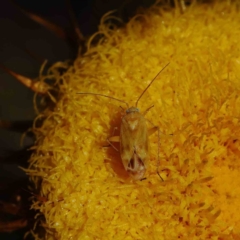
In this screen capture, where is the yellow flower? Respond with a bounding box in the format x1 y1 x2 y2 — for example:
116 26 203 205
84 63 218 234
29 1 240 239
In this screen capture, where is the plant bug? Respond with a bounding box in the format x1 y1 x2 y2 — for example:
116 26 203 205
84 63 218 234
78 62 169 180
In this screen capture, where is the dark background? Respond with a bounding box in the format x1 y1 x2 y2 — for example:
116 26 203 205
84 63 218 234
0 0 156 239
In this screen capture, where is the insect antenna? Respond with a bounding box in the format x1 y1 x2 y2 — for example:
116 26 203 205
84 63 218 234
77 92 129 108
135 62 170 107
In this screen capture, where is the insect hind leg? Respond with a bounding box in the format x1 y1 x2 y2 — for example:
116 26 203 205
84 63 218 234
146 119 164 181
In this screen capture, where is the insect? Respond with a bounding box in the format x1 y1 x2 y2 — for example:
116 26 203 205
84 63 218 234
78 63 169 180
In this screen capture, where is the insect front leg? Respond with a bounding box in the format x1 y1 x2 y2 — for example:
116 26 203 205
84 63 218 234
143 105 154 116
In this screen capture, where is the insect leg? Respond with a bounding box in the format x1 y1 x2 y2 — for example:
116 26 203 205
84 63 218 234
143 105 154 116
148 126 158 136
156 126 164 181
104 127 120 152
107 136 120 151
146 119 164 181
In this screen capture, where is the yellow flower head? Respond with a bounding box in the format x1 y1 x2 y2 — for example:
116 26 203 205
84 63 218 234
29 1 240 239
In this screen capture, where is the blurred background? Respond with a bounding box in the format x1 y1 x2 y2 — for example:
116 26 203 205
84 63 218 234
0 0 158 239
